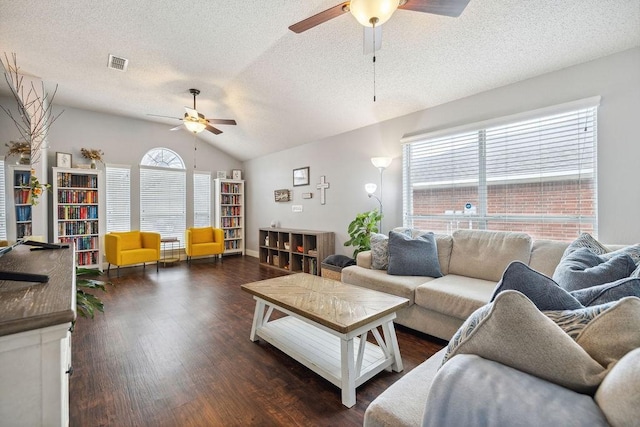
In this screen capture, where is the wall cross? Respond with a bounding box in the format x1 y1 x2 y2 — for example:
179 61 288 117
316 175 330 205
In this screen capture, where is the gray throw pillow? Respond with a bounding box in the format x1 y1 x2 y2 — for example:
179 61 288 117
570 277 640 306
491 261 583 311
387 230 442 277
552 248 636 292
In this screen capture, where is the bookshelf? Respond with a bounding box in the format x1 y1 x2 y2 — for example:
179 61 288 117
258 228 334 276
10 167 33 239
214 178 245 255
52 167 105 269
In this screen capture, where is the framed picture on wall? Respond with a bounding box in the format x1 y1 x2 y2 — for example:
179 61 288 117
56 152 72 168
274 189 291 202
293 166 309 187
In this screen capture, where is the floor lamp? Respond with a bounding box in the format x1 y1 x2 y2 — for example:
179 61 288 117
366 156 392 233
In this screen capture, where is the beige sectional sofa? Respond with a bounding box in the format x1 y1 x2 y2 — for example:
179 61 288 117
343 228 639 426
341 228 569 341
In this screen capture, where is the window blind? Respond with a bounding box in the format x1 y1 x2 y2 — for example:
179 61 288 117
140 166 186 246
105 165 131 232
193 172 211 227
403 102 598 241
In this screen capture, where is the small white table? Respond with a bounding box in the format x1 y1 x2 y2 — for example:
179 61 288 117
242 273 409 407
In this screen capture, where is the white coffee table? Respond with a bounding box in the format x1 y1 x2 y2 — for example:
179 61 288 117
241 273 409 407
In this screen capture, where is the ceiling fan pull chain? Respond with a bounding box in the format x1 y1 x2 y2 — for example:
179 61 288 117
372 20 377 102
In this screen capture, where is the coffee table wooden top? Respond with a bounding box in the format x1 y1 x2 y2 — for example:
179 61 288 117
241 273 409 334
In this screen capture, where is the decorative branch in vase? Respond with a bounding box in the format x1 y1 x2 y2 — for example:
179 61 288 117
1 52 64 166
80 148 104 168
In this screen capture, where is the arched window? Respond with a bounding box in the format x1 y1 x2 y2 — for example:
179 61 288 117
140 148 186 245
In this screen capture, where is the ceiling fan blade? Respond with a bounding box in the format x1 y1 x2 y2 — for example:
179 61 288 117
289 2 350 33
185 107 199 119
363 26 382 55
399 0 471 17
148 113 182 120
169 125 183 131
205 124 223 135
207 118 237 126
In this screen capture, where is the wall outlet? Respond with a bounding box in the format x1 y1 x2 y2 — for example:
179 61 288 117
292 205 303 213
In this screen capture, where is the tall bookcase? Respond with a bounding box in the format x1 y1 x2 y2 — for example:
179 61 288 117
258 228 335 276
52 167 105 269
9 166 34 239
214 178 245 255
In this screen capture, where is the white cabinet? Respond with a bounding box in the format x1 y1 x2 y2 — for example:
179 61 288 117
0 244 75 426
0 324 72 426
214 179 245 255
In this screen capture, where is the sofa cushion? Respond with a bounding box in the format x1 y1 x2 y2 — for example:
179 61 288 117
363 348 447 427
570 277 640 306
191 227 214 244
573 296 640 368
595 347 640 427
340 266 432 304
491 261 583 311
528 239 569 277
423 354 609 427
118 231 142 251
442 291 607 394
448 230 532 282
388 231 442 277
552 248 635 292
415 275 496 321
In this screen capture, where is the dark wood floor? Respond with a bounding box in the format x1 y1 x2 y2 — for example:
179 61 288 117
70 256 445 427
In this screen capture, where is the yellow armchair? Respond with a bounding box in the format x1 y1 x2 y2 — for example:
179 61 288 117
185 227 224 264
105 231 161 276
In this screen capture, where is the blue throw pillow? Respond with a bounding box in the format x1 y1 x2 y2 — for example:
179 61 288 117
387 230 442 277
570 277 640 306
552 248 636 292
491 261 583 311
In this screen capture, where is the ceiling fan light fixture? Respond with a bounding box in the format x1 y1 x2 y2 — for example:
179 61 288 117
350 0 399 27
184 119 206 134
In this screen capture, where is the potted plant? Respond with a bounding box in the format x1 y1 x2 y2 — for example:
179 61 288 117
5 141 31 164
76 267 111 318
343 209 383 258
80 148 104 169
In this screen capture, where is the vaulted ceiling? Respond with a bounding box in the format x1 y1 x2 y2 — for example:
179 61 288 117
1 1 638 161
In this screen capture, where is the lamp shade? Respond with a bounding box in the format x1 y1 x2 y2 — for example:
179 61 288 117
350 0 399 27
184 119 206 134
371 156 392 169
365 183 377 194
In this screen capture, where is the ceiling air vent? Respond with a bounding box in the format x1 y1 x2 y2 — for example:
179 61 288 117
107 54 128 72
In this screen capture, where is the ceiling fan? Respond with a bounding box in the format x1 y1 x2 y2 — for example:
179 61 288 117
148 89 237 135
289 0 470 34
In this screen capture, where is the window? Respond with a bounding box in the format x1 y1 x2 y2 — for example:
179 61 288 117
105 165 131 232
402 98 599 241
193 172 211 227
140 148 186 245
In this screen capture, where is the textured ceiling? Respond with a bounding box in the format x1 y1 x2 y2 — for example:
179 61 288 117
0 1 638 161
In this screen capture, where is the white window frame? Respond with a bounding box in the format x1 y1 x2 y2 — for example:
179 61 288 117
140 148 186 246
193 171 211 227
105 164 131 233
401 97 600 240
